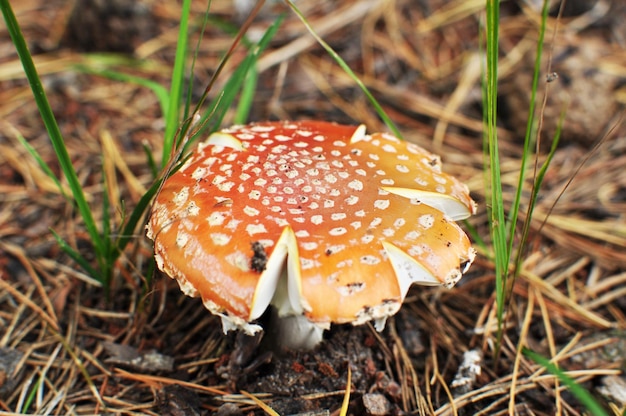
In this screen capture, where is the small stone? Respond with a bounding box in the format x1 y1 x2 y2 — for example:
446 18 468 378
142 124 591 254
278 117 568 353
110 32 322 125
102 341 174 372
214 403 244 416
362 393 392 416
0 347 25 398
451 349 483 395
156 384 202 416
597 375 626 407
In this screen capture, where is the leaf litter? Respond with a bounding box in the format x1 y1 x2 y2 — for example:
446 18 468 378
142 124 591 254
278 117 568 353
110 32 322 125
1 0 625 414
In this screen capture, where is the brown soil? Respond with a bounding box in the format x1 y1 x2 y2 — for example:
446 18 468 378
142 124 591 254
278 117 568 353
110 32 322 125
1 0 625 415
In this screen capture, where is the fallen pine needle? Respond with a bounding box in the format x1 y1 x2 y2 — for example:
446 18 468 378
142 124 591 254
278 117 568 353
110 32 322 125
340 366 352 416
240 390 279 416
114 368 228 395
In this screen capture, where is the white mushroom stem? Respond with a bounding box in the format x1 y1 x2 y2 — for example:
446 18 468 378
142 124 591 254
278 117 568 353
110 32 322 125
269 257 328 350
267 309 326 351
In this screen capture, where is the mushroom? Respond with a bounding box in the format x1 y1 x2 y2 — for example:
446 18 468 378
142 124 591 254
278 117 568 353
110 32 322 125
147 121 476 349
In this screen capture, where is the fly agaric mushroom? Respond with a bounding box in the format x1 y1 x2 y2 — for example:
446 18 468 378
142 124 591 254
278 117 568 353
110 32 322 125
147 121 476 348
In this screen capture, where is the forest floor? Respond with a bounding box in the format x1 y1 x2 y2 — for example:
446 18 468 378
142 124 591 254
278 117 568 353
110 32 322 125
1 0 625 415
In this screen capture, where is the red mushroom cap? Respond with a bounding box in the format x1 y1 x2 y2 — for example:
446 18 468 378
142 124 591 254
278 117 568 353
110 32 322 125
147 121 476 334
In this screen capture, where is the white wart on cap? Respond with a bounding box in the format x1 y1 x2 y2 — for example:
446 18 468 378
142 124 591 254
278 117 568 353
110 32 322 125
147 121 476 341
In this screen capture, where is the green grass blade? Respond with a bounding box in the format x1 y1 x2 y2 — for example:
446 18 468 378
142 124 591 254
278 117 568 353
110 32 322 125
160 1 272 161
100 175 114 286
18 377 39 414
285 0 401 138
51 229 101 281
116 178 163 254
513 110 563 274
506 0 550 268
162 0 193 167
523 348 610 416
14 131 67 199
234 64 258 124
478 20 494 265
484 0 507 326
181 1 213 133
76 66 170 117
2 0 106 273
143 141 159 179
190 14 284 144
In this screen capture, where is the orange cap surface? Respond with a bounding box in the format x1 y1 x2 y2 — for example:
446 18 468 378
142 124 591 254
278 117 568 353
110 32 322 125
147 121 476 333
